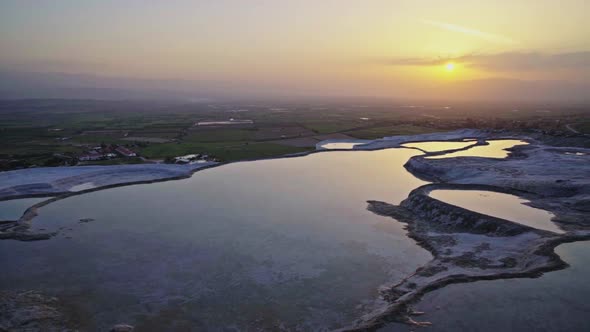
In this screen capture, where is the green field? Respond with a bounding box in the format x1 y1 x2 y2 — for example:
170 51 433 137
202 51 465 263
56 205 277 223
80 157 145 166
346 124 442 139
301 121 363 134
140 141 310 161
573 122 590 135
1 99 588 169
184 129 258 143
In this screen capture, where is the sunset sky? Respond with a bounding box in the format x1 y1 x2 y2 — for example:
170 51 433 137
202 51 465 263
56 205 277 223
1 0 588 100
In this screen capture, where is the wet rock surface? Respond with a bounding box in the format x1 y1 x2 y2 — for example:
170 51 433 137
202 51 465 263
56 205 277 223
340 134 590 331
0 291 78 331
0 220 55 241
2 130 588 331
110 324 135 332
0 202 56 242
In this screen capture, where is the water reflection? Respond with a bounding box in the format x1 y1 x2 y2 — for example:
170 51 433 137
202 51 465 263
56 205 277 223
401 141 474 152
427 140 527 159
379 241 590 332
0 197 48 220
317 140 369 150
0 149 431 330
430 189 563 233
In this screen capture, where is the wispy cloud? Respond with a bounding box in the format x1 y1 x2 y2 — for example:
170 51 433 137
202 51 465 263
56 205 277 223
459 52 590 71
382 51 590 72
422 19 518 45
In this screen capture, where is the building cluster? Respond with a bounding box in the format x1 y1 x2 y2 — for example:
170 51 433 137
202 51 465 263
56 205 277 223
78 145 137 162
168 153 218 164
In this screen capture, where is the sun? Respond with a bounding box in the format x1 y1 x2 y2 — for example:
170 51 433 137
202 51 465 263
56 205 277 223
445 62 455 72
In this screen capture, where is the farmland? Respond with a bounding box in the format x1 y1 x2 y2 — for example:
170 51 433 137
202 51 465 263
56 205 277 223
1 99 588 170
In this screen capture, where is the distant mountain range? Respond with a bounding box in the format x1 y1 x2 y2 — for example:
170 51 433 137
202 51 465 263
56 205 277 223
0 70 588 103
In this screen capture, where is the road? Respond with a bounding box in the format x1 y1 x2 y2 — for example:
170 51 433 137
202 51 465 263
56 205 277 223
566 124 580 134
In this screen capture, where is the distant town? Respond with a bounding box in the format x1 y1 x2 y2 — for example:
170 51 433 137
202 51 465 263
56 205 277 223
0 99 588 171
48 142 218 167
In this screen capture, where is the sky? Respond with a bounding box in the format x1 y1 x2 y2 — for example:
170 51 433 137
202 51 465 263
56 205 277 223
0 0 589 101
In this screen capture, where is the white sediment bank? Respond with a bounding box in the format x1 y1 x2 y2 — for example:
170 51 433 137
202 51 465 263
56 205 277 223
1 128 589 330
0 162 216 200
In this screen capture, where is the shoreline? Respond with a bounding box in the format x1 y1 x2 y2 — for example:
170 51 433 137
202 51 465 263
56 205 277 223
338 136 590 330
337 192 589 331
0 128 540 203
0 129 496 242
0 128 527 202
1 129 589 331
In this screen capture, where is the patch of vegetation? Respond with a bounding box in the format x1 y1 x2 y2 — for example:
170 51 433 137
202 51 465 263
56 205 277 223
573 121 590 135
1 99 588 170
80 157 145 166
0 143 83 156
140 141 310 161
184 129 258 142
301 121 362 134
346 125 442 139
70 135 129 145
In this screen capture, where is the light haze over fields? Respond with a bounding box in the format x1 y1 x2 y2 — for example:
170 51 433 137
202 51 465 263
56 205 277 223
1 0 588 101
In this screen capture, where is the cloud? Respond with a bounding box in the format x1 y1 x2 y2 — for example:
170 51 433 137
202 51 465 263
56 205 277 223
458 52 590 71
422 19 518 45
383 51 590 72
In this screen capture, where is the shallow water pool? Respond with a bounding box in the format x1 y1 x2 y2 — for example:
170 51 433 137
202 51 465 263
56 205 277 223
0 149 432 331
427 139 527 159
0 197 48 220
429 189 563 233
401 141 475 152
380 241 590 332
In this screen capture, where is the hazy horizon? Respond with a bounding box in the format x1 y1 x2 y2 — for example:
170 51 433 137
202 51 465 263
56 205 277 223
1 1 589 102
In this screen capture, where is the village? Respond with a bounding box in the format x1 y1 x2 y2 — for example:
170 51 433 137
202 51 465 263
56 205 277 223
47 144 217 167
1 99 588 172
77 144 137 162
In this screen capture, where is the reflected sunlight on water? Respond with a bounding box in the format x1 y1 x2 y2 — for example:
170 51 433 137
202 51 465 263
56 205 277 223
0 149 431 330
427 140 528 159
379 241 590 332
318 141 368 150
401 141 474 152
430 189 563 233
